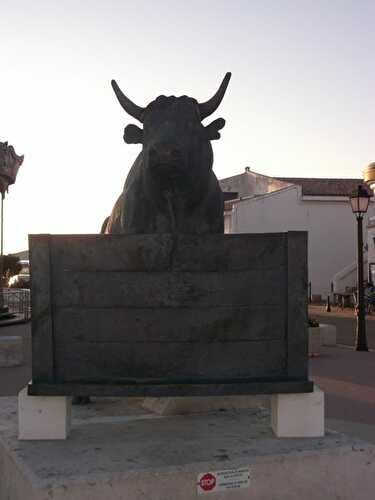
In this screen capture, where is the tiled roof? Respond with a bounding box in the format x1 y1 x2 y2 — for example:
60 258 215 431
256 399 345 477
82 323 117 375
274 177 372 197
223 191 239 201
11 250 28 258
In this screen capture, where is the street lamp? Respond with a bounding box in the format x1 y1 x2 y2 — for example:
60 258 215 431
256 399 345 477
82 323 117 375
350 185 371 351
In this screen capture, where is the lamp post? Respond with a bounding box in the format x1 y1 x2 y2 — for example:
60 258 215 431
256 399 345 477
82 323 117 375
350 185 371 351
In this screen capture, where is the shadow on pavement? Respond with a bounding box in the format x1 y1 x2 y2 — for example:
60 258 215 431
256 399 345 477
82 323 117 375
0 322 31 396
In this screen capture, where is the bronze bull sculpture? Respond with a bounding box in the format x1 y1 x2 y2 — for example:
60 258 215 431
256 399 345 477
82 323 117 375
103 73 231 234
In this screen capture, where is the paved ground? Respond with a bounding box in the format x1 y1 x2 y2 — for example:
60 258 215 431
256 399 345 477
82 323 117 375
0 322 31 396
1 318 375 445
309 345 375 443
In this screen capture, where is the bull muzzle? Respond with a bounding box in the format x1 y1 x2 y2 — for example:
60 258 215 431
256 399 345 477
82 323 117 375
148 142 183 173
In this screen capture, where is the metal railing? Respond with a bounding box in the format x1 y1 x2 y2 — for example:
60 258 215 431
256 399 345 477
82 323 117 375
3 288 31 321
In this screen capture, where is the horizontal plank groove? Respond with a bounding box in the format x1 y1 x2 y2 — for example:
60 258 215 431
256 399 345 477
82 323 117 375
48 233 287 272
55 303 286 310
55 338 283 345
55 339 286 381
53 269 286 308
55 267 286 273
54 306 285 343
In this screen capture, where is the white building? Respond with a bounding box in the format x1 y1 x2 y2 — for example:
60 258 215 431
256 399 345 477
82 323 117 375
220 169 373 299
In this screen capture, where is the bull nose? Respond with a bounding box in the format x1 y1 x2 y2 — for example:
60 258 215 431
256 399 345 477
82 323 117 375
150 143 181 161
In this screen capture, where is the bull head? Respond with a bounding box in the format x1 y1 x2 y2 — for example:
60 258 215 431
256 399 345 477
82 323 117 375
111 73 231 144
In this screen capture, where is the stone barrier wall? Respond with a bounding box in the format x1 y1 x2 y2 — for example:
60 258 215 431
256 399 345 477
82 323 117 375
28 232 311 396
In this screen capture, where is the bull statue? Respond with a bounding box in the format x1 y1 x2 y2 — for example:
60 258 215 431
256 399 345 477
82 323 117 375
103 73 231 234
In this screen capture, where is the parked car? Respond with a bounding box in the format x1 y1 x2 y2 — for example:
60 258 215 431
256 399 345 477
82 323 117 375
8 260 30 288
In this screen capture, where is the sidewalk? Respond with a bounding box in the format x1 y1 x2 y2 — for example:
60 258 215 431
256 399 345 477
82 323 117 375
309 306 375 442
310 344 375 443
309 304 375 349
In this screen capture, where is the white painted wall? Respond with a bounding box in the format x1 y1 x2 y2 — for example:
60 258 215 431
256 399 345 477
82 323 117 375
228 186 373 298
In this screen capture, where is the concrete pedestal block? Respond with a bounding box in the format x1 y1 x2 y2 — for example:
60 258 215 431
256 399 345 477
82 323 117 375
320 323 337 346
1 395 374 500
308 326 321 356
18 387 72 440
143 395 270 415
271 385 324 438
0 335 23 367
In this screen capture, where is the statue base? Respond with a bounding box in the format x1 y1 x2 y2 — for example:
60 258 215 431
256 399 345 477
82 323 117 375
1 396 374 500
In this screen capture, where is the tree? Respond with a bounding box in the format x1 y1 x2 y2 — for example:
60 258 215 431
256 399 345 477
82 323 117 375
0 254 22 281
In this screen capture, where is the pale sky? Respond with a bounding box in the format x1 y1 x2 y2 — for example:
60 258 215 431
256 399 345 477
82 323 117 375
2 0 375 253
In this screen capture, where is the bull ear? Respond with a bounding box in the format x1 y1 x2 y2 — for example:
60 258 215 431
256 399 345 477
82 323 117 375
123 124 143 144
205 118 226 140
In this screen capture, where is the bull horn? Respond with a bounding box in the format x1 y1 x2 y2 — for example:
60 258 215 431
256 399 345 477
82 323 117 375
198 72 231 120
111 80 145 123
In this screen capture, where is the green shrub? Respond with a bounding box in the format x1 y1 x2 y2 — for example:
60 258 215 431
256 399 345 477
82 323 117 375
308 317 320 328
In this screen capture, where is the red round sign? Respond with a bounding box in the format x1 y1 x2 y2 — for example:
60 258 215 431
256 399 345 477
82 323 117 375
199 473 216 491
